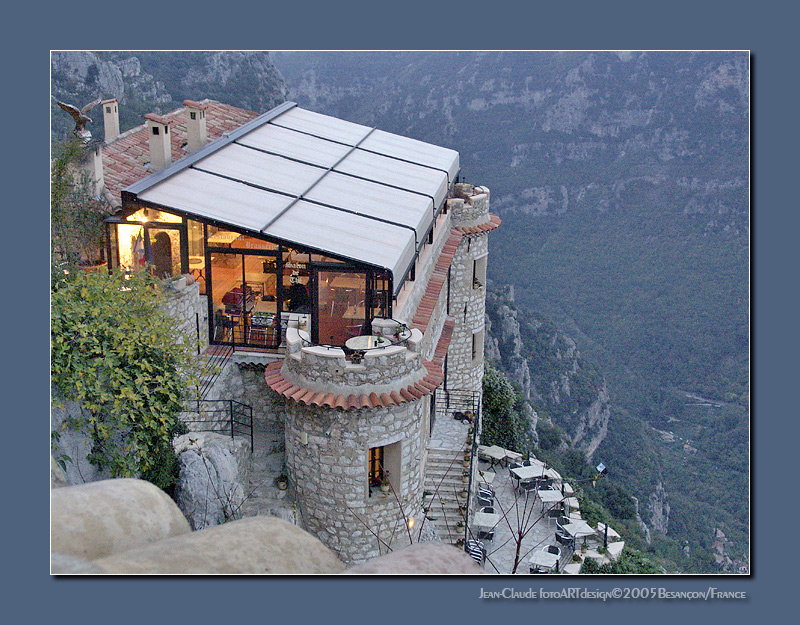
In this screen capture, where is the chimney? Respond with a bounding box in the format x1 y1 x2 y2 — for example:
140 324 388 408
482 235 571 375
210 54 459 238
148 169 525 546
145 113 172 170
102 98 120 142
81 142 105 197
183 100 208 152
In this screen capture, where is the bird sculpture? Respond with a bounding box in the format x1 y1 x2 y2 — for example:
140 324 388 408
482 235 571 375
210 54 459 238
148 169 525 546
55 97 101 141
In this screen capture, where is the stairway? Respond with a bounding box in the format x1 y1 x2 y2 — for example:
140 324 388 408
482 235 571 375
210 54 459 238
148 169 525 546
423 448 470 545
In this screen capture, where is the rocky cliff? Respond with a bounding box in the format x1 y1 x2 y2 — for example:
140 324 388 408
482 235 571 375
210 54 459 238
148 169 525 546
51 51 288 143
485 282 611 458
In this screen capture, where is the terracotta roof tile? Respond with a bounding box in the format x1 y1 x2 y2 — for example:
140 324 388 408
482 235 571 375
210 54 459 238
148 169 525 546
379 392 393 406
102 100 260 206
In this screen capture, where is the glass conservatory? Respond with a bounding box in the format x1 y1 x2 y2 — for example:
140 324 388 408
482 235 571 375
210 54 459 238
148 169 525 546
105 103 459 349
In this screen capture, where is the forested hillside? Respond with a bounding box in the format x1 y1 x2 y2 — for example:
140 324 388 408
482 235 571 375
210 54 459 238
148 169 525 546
275 51 749 571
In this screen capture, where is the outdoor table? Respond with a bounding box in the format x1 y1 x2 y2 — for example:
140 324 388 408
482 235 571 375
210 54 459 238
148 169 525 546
562 519 595 539
538 489 564 504
472 511 501 530
511 463 547 481
529 550 560 572
504 449 523 464
596 523 620 541
560 482 575 497
480 446 508 468
565 497 580 510
345 335 392 350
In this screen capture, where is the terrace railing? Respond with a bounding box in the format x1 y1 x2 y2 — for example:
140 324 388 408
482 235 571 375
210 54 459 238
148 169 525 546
182 399 254 451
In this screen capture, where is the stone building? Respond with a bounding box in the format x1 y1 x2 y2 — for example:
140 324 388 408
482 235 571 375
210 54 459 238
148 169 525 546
91 98 499 564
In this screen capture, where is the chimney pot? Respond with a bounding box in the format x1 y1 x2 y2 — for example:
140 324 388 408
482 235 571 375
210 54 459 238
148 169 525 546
102 98 120 143
183 100 208 152
145 113 172 170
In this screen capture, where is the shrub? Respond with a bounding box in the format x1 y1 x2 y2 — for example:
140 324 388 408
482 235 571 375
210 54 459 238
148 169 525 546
51 268 200 491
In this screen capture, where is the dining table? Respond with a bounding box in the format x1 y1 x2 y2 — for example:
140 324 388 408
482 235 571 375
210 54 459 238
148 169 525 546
510 463 548 482
479 445 509 468
472 511 501 530
529 550 560 572
345 335 392 351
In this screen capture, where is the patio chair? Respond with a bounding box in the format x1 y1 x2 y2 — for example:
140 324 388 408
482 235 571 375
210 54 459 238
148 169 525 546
477 495 492 508
477 529 495 542
477 482 494 495
479 506 495 515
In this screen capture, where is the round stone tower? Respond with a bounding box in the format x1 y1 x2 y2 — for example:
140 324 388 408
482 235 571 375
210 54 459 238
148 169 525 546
265 323 442 565
445 183 500 394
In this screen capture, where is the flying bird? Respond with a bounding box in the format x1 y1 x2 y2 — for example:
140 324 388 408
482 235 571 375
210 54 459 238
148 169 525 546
56 97 101 133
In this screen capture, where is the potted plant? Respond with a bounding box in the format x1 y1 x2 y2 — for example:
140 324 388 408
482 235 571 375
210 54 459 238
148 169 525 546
276 474 288 490
380 472 391 494
455 538 465 548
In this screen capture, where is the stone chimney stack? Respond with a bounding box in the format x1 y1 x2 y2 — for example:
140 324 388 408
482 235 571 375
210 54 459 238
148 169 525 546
81 142 105 197
183 100 208 152
102 98 120 142
145 113 172 170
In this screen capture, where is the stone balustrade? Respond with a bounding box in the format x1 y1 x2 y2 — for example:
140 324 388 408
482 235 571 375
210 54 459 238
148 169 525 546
281 320 428 400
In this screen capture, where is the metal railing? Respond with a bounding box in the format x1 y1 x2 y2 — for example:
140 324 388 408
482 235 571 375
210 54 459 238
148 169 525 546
196 343 234 400
182 399 254 451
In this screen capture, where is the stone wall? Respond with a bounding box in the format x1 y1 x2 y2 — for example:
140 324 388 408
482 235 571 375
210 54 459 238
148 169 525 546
161 278 208 353
284 398 427 565
445 186 491 393
202 356 285 429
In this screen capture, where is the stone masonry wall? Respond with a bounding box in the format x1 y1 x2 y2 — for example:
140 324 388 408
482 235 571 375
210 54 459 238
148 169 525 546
446 186 491 393
203 358 285 429
161 279 208 353
284 398 426 565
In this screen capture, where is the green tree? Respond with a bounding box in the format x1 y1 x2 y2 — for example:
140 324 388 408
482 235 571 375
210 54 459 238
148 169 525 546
51 269 201 491
51 137 109 268
581 548 663 574
481 363 533 454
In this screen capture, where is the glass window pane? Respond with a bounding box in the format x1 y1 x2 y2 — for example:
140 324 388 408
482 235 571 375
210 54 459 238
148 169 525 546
318 270 366 346
148 228 180 279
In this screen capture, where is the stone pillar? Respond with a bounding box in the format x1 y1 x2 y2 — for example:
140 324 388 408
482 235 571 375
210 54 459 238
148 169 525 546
445 184 491 394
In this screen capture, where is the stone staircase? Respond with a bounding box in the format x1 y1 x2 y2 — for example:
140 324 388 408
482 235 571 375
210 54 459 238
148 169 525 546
237 421 296 523
423 448 470 545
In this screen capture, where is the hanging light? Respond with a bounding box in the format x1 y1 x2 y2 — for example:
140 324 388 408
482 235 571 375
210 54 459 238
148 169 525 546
407 517 415 530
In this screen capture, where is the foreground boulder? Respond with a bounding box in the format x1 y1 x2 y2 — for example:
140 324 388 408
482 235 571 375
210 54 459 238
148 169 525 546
51 478 191 562
344 543 483 574
92 516 345 574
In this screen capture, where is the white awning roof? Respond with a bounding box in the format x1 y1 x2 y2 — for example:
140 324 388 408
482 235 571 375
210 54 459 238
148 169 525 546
126 102 459 288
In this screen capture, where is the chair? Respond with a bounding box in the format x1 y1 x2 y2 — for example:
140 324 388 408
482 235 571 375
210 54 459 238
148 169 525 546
543 544 561 557
467 540 486 567
477 495 492 508
477 529 495 542
478 482 494 495
543 544 562 572
556 531 574 549
479 506 495 515
478 487 494 500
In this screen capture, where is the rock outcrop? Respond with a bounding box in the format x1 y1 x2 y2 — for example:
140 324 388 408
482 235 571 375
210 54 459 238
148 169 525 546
51 51 288 143
173 432 251 530
485 282 611 458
